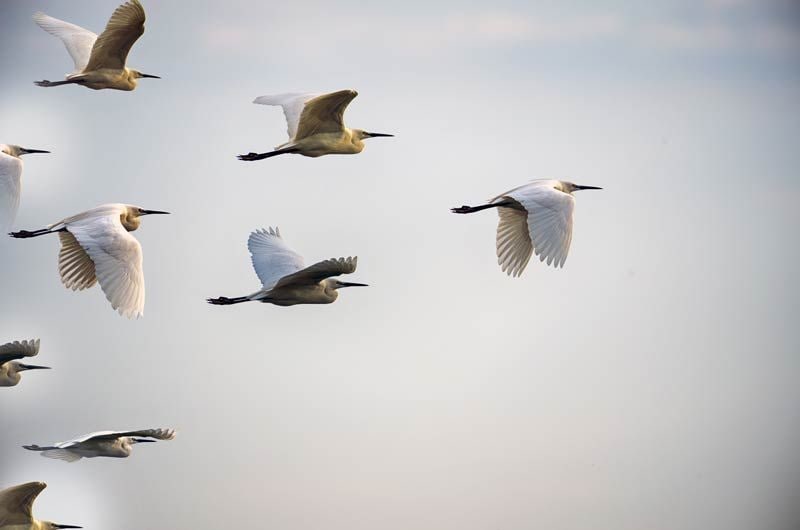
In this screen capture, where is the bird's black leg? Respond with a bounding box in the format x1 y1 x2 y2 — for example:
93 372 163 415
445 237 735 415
34 79 77 88
8 228 61 238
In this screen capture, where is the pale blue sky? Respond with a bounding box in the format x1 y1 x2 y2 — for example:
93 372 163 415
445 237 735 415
1 1 799 529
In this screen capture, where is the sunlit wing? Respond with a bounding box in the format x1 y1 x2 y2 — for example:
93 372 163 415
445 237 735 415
84 0 146 71
494 201 533 277
294 89 358 140
0 481 45 525
506 184 575 268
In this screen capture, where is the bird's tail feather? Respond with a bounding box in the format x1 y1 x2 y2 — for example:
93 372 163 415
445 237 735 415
207 296 250 305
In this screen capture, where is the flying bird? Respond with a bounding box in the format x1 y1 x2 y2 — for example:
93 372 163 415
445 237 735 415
9 204 170 318
33 0 159 91
452 179 602 276
0 481 81 529
0 144 50 231
237 89 393 161
208 227 367 306
24 428 176 462
0 339 49 388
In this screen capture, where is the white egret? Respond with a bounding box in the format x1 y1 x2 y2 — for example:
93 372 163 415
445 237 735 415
24 429 176 462
208 227 367 306
0 339 49 388
237 89 393 161
0 144 50 231
0 481 82 529
452 179 602 276
9 204 170 319
33 0 159 91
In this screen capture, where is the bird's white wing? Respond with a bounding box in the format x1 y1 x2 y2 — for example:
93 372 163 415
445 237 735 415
92 428 176 441
37 448 83 462
253 93 320 140
494 203 533 277
0 481 45 525
0 152 22 232
66 214 145 318
84 0 146 71
248 227 306 290
57 430 121 446
33 12 98 73
295 89 358 140
274 257 358 289
58 231 98 291
506 184 575 268
0 339 40 366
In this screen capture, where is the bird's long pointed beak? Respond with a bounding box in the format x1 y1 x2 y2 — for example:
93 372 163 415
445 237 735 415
52 524 83 529
574 185 603 191
139 209 170 215
366 132 394 138
133 438 157 443
20 148 50 155
18 364 51 371
339 281 369 287
140 73 161 79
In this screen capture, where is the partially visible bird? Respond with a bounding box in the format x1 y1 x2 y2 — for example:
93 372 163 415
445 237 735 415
0 481 82 529
0 339 49 388
33 0 159 91
452 179 602 276
0 144 50 231
24 429 176 463
9 203 170 318
208 227 367 306
237 89 393 161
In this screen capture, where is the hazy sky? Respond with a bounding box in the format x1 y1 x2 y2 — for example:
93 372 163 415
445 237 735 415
1 1 799 529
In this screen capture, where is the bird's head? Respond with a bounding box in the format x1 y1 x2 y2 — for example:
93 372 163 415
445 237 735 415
353 129 394 141
131 70 161 80
43 522 83 529
12 361 51 373
560 181 603 194
0 144 50 158
121 205 170 232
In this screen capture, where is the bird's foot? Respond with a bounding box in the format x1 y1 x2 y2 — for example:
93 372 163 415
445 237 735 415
9 230 37 238
237 152 263 161
34 80 54 87
451 205 475 214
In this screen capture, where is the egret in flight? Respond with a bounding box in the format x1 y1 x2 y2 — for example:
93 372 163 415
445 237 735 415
208 227 367 306
237 89 393 161
0 144 50 231
33 0 159 91
24 428 176 462
0 339 49 388
9 204 170 319
452 179 601 276
0 481 81 529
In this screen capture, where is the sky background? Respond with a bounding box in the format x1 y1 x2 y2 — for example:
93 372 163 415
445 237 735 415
1 0 799 529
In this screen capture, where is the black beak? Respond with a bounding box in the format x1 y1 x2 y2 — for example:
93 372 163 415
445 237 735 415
574 185 603 191
20 148 50 155
53 525 83 529
339 281 369 287
366 132 394 138
19 364 51 371
139 209 170 215
134 438 157 443
140 73 161 79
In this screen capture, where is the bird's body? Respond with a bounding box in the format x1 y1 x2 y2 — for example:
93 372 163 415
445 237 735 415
208 227 367 306
0 340 49 388
33 0 159 91
9 203 169 318
452 179 601 276
0 482 81 529
237 90 392 161
24 429 176 463
0 145 50 232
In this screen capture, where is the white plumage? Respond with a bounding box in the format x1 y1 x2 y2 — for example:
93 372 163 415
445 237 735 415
0 481 82 529
0 339 50 388
0 144 50 232
24 429 176 462
10 203 170 319
452 179 602 276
